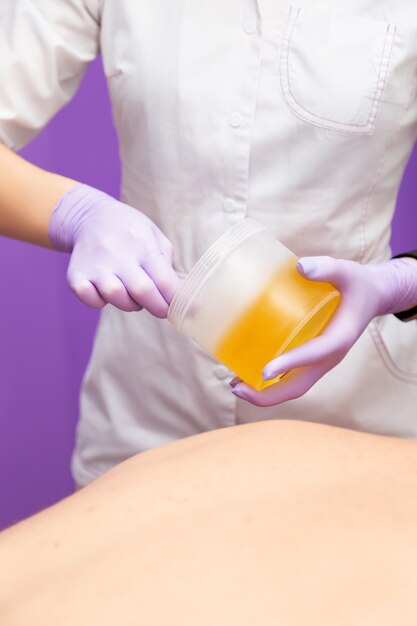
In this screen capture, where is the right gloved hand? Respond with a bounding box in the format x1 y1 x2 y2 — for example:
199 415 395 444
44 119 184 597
49 184 180 317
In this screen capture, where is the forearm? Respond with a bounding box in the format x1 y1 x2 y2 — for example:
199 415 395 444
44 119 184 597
0 142 77 248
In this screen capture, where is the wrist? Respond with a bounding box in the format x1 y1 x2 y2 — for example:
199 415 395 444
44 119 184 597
376 258 417 318
390 252 417 321
48 183 110 251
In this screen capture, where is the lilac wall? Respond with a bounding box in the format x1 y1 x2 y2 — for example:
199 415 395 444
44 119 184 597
391 151 417 254
1 57 416 530
0 58 120 529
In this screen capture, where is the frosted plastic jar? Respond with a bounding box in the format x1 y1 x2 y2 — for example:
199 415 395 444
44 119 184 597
168 219 340 390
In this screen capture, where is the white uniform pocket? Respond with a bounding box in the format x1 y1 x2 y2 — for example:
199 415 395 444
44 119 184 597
280 6 397 135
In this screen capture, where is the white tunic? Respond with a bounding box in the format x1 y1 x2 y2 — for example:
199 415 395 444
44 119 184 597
2 0 417 485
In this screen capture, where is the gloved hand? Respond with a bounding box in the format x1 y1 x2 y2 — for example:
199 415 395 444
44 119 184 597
231 255 417 406
49 184 180 316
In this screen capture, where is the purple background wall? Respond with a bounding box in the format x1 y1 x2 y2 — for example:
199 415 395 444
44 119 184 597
0 57 416 530
0 58 120 529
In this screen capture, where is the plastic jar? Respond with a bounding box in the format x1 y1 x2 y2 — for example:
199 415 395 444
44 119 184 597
168 219 340 390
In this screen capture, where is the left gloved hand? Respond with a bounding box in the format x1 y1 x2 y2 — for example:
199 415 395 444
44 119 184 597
231 255 417 407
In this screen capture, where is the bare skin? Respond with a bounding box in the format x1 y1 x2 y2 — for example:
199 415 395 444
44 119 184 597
0 143 76 247
0 420 416 625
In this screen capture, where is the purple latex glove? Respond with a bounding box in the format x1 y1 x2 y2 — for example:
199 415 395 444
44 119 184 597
231 255 417 407
49 184 180 316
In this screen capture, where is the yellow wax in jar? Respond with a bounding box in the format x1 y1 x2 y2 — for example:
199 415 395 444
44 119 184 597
214 259 340 391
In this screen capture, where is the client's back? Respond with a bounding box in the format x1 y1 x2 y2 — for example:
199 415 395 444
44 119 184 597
1 421 417 625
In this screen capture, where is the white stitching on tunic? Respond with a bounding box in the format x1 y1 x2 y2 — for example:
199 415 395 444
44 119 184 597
369 320 417 384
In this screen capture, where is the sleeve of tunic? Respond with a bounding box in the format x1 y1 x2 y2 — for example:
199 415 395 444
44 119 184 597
0 0 100 150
